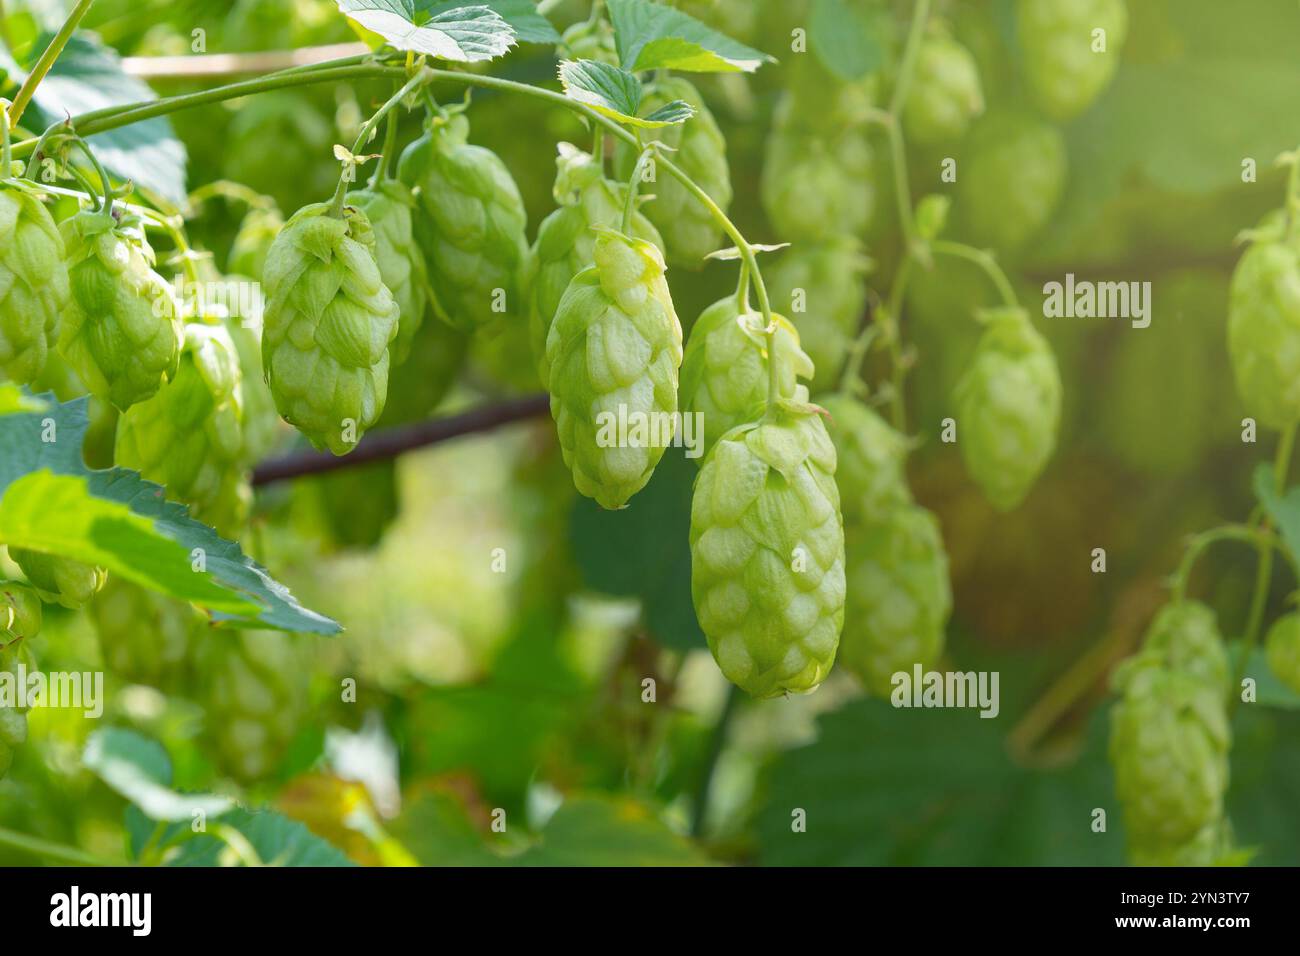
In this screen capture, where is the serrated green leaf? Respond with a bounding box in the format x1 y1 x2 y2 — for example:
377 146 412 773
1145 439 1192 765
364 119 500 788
424 0 560 44
84 728 235 822
336 1 516 61
608 0 772 73
557 59 644 123
0 393 339 634
0 33 185 204
809 0 887 81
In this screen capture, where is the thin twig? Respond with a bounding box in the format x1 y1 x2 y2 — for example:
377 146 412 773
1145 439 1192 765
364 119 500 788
251 394 551 486
120 43 371 78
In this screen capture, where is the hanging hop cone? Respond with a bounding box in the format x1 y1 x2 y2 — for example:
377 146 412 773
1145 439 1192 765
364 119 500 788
0 179 70 384
8 548 105 610
349 179 428 365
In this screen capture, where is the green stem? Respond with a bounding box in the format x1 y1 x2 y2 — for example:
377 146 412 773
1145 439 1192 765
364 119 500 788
1230 425 1298 713
7 0 95 127
931 240 1019 308
0 98 11 173
1172 524 1293 603
332 70 430 216
690 684 740 840
187 179 275 213
888 0 932 118
621 147 654 234
0 824 124 866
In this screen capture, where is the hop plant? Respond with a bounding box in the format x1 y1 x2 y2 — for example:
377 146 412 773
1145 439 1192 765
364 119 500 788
530 143 664 383
1137 601 1230 693
115 322 251 534
615 77 732 268
546 228 683 509
690 407 846 698
0 179 71 384
349 179 428 365
224 314 281 463
956 109 1066 252
222 93 336 212
954 307 1061 511
1128 821 1246 868
561 17 618 64
1265 613 1300 694
765 238 871 394
0 581 40 779
195 629 308 783
1017 0 1129 121
819 394 913 521
1227 227 1300 430
58 207 181 410
1109 663 1230 849
680 295 813 459
398 111 530 332
903 31 984 145
8 548 105 609
227 204 284 280
762 89 875 243
91 578 195 688
262 201 400 455
839 504 951 696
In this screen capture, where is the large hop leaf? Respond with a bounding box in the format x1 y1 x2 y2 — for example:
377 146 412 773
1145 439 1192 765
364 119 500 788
530 143 664 383
546 229 684 510
955 109 1066 252
954 307 1061 511
262 201 400 455
615 77 732 269
194 629 308 783
819 394 913 521
398 112 530 333
762 88 875 243
765 238 871 393
57 208 181 410
7 547 105 610
115 322 251 534
1109 665 1230 848
0 181 70 384
1135 601 1230 693
1227 231 1300 430
680 294 812 460
349 180 428 365
91 577 196 689
1017 0 1128 122
838 504 951 697
1265 613 1300 694
690 407 846 698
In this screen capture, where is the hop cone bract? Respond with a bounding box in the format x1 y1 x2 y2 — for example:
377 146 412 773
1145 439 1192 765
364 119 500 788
0 181 70 384
349 179 428 365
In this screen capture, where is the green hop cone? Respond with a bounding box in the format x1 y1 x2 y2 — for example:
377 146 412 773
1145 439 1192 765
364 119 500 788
1129 820 1248 868
227 205 284 281
956 109 1066 252
0 581 41 779
398 111 530 332
349 179 428 365
615 77 732 268
8 548 105 609
1138 601 1230 692
1265 613 1300 695
262 201 399 455
903 32 984 145
819 394 913 520
546 228 684 509
762 89 875 243
690 407 846 698
1109 664 1230 848
530 143 664 383
1227 228 1300 429
954 307 1061 511
680 295 814 459
1017 0 1128 121
115 322 251 534
561 17 619 64
91 577 196 688
196 629 308 783
0 180 71 384
58 208 181 410
765 238 871 393
839 504 951 696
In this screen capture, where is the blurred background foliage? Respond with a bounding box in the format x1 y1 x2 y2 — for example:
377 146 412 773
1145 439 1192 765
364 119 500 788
2 0 1300 866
